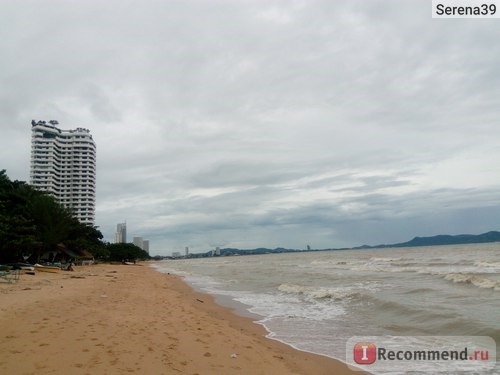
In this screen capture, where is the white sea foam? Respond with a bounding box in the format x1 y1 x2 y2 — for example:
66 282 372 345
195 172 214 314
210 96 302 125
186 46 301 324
278 283 362 301
237 290 346 321
444 273 500 290
157 266 347 321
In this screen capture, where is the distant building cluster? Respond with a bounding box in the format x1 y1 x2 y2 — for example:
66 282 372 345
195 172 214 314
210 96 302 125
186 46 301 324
170 247 190 259
114 222 150 254
133 236 150 254
211 247 221 256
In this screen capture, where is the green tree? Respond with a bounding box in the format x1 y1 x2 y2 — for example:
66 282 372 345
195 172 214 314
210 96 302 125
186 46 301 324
65 221 106 259
0 171 40 262
0 169 107 263
29 193 75 261
106 243 150 262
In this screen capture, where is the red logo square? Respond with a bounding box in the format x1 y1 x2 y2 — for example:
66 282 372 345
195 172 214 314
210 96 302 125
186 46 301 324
353 342 377 364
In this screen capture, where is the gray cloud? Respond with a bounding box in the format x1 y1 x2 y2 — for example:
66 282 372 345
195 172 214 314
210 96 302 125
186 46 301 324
1 0 500 254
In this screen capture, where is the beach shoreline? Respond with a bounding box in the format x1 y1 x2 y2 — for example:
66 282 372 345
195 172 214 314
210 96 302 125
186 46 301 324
0 262 363 374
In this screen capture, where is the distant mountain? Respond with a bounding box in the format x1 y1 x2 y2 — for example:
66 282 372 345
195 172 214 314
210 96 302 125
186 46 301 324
205 247 297 257
356 231 500 249
157 231 500 260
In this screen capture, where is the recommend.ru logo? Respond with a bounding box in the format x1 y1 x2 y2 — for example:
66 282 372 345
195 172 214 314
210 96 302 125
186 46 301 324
346 336 496 373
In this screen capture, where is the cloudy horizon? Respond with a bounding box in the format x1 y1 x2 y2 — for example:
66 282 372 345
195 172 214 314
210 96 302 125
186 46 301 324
1 0 500 255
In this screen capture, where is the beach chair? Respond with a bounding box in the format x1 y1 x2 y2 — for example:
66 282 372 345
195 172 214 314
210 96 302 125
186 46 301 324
0 269 20 283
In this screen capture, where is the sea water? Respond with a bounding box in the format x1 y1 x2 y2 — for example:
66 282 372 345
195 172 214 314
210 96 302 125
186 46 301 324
153 243 500 373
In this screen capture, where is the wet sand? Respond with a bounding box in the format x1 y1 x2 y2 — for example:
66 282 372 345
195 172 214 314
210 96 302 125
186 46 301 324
0 263 363 374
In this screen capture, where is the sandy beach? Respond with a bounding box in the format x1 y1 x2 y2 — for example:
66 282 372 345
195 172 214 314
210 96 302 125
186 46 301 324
0 263 362 374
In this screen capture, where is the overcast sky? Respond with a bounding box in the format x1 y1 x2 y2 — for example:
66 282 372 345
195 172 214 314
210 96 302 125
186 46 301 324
1 0 499 255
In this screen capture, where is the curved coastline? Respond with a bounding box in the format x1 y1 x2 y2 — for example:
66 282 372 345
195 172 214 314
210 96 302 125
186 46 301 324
151 263 367 374
0 262 364 374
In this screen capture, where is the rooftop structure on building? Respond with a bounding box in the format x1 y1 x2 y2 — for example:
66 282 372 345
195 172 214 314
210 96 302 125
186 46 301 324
30 120 96 225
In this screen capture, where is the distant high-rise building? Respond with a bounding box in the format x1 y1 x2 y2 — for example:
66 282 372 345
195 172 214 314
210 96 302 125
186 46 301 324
115 222 127 243
30 120 96 225
185 246 189 257
133 236 143 249
142 240 149 254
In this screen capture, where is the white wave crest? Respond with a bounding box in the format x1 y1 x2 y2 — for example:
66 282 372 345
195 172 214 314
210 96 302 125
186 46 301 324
278 283 308 294
278 283 361 300
444 273 500 291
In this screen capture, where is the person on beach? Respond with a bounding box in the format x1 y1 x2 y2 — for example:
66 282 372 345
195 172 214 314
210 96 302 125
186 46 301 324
66 259 75 271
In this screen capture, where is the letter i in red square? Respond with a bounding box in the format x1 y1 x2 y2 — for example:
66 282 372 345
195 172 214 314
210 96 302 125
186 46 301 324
353 342 377 364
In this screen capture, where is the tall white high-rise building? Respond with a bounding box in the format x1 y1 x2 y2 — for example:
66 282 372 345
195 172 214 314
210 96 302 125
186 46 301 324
30 120 96 225
115 222 127 243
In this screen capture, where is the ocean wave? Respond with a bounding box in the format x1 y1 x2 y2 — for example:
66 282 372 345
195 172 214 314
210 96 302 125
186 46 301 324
308 257 500 282
364 297 460 324
309 259 358 269
277 283 361 301
473 260 500 269
401 287 436 294
369 257 402 262
389 262 419 267
310 260 335 266
374 299 424 316
310 257 465 275
444 273 500 291
238 291 346 321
